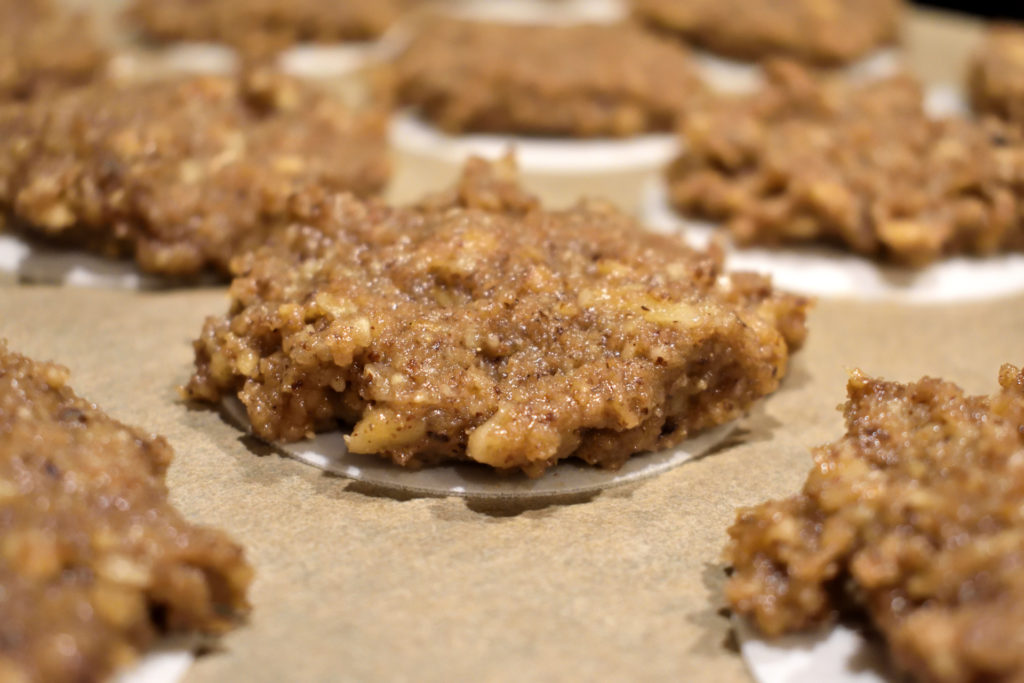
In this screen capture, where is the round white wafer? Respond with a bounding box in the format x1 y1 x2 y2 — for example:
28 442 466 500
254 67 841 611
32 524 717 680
222 397 735 499
734 618 890 683
695 48 903 94
0 234 222 289
110 40 382 80
641 183 1024 304
449 0 626 24
389 112 679 174
0 234 164 289
114 649 194 683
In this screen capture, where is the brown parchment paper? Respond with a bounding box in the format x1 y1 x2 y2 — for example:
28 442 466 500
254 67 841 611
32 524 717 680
1 6 1019 683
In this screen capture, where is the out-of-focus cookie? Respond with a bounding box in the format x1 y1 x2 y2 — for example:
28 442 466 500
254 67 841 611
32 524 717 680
666 61 1024 266
969 25 1024 131
0 72 388 280
0 343 252 683
631 0 902 66
395 16 705 137
0 0 107 101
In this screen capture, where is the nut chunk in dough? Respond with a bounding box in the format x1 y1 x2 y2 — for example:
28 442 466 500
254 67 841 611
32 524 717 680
186 157 809 477
0 343 252 683
727 365 1024 683
0 73 389 278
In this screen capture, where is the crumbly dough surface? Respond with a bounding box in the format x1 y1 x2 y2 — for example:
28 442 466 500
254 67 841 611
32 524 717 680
727 365 1024 683
126 0 411 59
970 26 1024 132
0 0 107 101
0 73 388 278
631 0 901 65
0 343 251 683
186 158 808 477
667 62 1024 266
395 18 705 137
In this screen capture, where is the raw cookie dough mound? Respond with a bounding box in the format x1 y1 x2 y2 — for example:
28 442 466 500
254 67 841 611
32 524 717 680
667 61 1024 266
969 25 1024 132
0 72 389 278
727 364 1024 683
630 0 902 65
186 157 809 477
125 0 413 59
0 343 252 683
0 0 107 101
395 17 705 137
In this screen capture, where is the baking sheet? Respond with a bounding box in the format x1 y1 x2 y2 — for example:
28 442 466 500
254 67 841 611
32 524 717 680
2 6 1016 683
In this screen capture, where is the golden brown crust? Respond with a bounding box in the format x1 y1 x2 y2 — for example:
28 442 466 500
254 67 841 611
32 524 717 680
631 0 902 65
0 72 389 278
666 62 1024 266
186 157 808 477
0 342 251 683
727 365 1024 683
125 0 410 59
0 0 107 101
395 18 705 137
969 25 1024 132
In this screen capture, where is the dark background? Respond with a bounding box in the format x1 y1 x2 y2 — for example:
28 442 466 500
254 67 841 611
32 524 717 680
915 1 1024 19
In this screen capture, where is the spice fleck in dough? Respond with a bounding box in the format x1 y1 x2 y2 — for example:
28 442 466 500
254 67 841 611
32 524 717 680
126 0 412 59
667 61 1024 266
0 0 107 101
0 72 388 278
186 157 809 477
395 18 705 137
0 343 251 683
631 0 901 65
727 365 1024 683
969 26 1024 133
